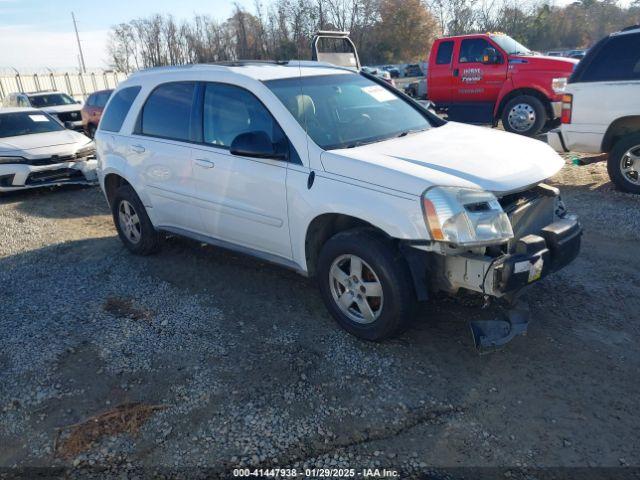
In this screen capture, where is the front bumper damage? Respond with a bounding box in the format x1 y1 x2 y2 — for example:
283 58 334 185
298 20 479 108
0 158 98 192
402 184 582 351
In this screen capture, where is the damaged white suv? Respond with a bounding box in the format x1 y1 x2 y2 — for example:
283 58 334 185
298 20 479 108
96 62 581 348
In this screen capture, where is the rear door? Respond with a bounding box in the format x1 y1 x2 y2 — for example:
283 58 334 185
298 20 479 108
428 39 455 104
449 37 508 121
190 82 292 259
129 81 204 234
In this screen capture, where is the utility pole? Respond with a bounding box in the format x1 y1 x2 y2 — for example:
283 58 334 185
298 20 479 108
72 12 86 73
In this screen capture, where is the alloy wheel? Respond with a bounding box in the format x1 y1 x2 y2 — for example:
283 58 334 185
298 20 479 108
118 200 142 244
329 254 384 324
620 145 640 185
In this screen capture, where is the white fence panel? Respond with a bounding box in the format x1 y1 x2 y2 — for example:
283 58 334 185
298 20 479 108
0 70 127 102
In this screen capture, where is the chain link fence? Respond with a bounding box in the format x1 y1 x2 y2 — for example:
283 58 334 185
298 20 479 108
0 70 127 102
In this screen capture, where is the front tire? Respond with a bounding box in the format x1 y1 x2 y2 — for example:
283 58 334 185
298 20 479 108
501 95 546 137
111 185 161 255
317 229 417 341
607 133 640 194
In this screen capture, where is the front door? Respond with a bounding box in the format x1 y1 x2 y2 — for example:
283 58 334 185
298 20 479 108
191 82 292 260
449 37 508 122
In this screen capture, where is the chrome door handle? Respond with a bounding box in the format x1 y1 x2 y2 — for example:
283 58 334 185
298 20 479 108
194 159 215 169
130 144 145 154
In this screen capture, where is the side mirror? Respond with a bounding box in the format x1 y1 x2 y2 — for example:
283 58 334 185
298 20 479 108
64 121 75 130
230 131 287 160
482 47 500 64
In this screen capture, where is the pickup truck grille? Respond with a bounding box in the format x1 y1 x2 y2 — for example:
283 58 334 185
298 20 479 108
55 111 82 122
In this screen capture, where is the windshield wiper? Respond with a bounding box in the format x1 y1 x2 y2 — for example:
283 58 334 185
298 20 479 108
396 128 427 138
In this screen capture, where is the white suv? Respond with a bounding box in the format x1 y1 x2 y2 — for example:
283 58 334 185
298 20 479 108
548 26 640 193
96 61 581 348
2 91 84 132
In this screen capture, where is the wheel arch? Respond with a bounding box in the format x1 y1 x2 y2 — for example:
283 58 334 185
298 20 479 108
304 213 392 277
601 116 640 153
495 87 553 122
103 172 132 207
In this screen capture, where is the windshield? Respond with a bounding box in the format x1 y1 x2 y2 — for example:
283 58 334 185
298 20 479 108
265 74 431 150
0 112 64 138
28 93 77 108
490 34 532 56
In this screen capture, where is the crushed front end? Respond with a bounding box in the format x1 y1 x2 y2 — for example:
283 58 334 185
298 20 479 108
402 183 581 350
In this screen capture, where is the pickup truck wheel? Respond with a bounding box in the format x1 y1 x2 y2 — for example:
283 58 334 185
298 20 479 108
502 95 546 137
317 229 416 341
608 134 640 194
111 185 161 255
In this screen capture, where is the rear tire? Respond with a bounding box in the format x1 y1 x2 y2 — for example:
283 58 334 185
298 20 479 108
317 228 417 341
501 95 546 137
607 133 640 194
111 185 161 255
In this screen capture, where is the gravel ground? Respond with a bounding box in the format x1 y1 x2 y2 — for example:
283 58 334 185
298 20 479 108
0 151 639 479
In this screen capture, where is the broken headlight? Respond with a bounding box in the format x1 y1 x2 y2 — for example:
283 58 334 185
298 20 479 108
421 186 513 246
75 143 96 159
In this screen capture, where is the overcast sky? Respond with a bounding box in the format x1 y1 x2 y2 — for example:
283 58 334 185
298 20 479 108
0 0 255 70
0 0 632 70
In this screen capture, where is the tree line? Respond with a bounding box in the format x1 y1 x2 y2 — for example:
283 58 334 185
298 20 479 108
107 0 640 72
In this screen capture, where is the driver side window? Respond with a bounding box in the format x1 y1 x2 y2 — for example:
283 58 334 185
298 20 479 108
459 38 494 64
203 83 282 149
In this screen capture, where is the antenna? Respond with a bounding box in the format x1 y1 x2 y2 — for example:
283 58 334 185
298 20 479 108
72 12 87 73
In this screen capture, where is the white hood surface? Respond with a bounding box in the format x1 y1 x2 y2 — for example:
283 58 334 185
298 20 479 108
0 130 91 156
321 122 564 196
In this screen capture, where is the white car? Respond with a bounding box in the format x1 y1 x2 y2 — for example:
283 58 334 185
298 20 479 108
2 91 84 131
0 108 97 192
96 61 581 348
548 26 640 193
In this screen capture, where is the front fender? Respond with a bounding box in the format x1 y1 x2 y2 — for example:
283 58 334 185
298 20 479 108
286 167 429 273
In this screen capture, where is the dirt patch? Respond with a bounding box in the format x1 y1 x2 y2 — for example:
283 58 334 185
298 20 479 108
103 297 153 322
54 403 166 459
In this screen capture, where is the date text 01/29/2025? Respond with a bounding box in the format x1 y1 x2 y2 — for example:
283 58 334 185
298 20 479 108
232 468 399 478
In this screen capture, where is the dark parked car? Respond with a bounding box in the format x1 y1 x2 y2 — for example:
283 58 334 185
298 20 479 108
81 89 113 138
404 64 424 78
382 65 400 78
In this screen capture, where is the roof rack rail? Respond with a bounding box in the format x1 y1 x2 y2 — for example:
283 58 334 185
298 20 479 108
621 24 640 32
213 60 290 67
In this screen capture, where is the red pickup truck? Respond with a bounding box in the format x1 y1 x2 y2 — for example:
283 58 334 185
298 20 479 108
427 33 578 136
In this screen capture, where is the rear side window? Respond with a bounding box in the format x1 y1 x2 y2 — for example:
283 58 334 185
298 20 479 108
95 91 112 108
580 33 640 82
140 82 196 141
459 38 492 63
100 86 141 133
436 41 454 65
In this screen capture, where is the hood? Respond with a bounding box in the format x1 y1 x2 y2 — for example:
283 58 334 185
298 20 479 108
509 54 578 73
40 104 82 114
320 122 564 196
0 130 90 156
